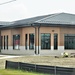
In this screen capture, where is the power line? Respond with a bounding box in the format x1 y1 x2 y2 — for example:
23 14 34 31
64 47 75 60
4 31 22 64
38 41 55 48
0 0 16 5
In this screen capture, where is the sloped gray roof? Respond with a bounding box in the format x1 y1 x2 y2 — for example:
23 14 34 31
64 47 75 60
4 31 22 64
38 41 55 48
35 13 75 25
0 21 14 28
13 14 54 26
1 12 75 28
0 21 13 25
12 12 75 27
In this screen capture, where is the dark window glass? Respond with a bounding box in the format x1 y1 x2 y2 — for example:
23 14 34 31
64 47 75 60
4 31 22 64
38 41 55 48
64 34 75 49
4 36 5 49
29 34 34 49
7 36 8 49
25 34 27 50
54 34 58 50
4 35 8 50
1 36 2 49
41 34 51 49
13 35 20 50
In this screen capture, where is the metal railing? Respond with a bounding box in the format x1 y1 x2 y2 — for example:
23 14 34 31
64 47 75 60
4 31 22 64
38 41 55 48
5 60 75 75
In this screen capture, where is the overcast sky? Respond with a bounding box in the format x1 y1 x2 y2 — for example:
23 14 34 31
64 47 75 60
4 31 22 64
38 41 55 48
0 0 75 21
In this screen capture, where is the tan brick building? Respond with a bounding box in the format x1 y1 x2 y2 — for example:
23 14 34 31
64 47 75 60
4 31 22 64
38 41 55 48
1 13 75 55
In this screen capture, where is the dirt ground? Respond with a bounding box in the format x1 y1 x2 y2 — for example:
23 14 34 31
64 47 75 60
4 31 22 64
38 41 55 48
0 55 75 69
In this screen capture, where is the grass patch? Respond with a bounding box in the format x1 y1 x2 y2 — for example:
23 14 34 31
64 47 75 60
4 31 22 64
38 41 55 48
0 69 49 75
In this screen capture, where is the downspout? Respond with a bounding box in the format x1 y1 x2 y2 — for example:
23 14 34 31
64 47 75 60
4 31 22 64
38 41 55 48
31 24 40 55
34 26 40 55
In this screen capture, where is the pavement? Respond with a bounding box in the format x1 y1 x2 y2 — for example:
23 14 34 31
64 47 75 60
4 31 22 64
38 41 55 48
0 55 21 59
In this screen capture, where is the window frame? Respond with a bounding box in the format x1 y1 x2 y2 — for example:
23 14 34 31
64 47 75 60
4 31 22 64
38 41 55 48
29 33 34 50
1 36 3 49
54 33 58 50
41 33 51 50
64 34 75 50
4 35 8 50
13 34 20 50
25 34 28 50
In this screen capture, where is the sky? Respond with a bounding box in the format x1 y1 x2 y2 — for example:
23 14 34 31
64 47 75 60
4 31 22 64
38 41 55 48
0 0 75 21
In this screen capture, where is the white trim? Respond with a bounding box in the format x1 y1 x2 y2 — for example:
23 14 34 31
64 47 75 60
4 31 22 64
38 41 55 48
39 46 41 50
1 46 65 55
20 46 25 50
58 46 64 51
9 46 13 50
34 46 40 55
27 46 29 50
51 46 54 50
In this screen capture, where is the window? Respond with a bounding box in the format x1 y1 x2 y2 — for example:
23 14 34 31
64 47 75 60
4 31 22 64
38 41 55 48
41 34 51 49
4 36 5 49
64 34 75 49
4 35 8 49
1 36 3 49
29 34 34 49
25 34 27 50
13 35 20 50
54 34 58 50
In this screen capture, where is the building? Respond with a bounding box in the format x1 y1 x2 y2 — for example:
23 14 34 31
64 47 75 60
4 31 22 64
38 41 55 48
0 12 75 55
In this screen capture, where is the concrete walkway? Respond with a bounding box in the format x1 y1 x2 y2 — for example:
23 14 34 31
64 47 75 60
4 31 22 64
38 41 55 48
0 55 21 59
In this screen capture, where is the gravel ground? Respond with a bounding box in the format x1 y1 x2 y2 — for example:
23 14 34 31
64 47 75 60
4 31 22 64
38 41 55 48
0 55 75 69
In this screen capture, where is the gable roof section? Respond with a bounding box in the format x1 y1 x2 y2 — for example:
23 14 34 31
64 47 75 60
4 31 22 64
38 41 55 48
1 12 75 28
0 21 14 28
4 14 54 28
0 21 13 25
35 13 75 25
13 14 54 26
